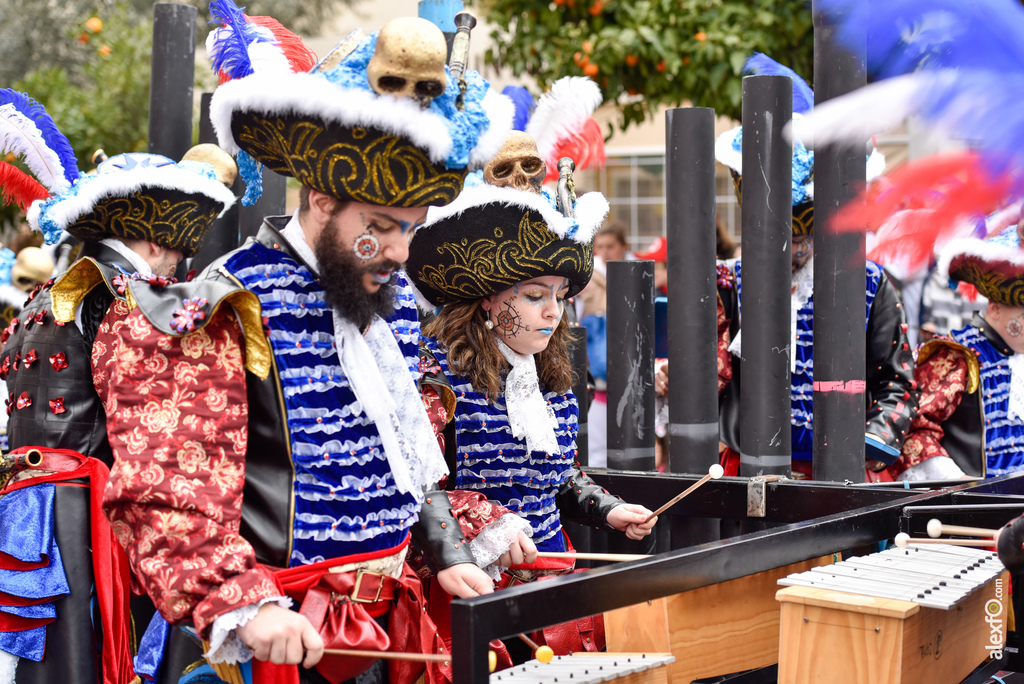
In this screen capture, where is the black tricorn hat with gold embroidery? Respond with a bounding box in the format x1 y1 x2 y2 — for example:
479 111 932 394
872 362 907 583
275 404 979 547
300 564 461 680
206 5 511 208
943 227 1024 307
407 183 609 307
28 149 237 258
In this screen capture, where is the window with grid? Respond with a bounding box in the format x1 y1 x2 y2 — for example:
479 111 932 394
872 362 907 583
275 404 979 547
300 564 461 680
576 148 741 253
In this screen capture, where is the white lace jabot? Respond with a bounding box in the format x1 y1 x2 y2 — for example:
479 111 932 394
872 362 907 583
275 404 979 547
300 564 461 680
496 339 560 454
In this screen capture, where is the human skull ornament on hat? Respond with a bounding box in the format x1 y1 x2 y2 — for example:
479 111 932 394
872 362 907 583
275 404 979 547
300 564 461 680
28 151 237 257
207 2 513 208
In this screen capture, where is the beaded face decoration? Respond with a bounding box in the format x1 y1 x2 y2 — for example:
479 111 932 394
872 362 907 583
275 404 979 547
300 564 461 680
353 232 381 261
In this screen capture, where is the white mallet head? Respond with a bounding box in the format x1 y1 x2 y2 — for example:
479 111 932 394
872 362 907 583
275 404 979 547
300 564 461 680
894 532 910 548
927 519 943 539
709 464 725 479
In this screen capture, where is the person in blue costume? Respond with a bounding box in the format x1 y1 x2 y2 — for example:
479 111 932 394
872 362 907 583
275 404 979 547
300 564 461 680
76 8 515 684
897 223 1024 480
713 54 917 481
406 133 657 663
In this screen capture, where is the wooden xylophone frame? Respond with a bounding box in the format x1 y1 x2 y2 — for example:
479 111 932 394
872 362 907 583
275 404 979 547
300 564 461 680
450 471 1024 683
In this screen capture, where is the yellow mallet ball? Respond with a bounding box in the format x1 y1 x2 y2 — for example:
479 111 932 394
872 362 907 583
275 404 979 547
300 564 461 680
535 646 554 664
488 649 497 673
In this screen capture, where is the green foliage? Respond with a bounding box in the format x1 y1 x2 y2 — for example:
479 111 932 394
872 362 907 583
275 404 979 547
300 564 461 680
14 4 152 165
476 0 813 132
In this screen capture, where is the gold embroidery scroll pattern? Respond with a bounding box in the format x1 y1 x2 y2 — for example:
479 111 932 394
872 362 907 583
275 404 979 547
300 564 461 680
956 261 1024 307
71 193 214 255
235 117 464 207
417 211 589 302
793 202 814 236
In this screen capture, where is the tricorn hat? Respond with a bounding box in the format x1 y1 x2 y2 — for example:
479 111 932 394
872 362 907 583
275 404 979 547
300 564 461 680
943 225 1024 307
407 182 609 307
28 151 237 258
206 0 511 208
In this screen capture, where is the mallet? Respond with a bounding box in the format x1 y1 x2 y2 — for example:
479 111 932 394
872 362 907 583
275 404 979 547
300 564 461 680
926 518 997 539
536 551 651 562
645 463 725 523
894 533 995 549
323 648 451 663
516 633 555 664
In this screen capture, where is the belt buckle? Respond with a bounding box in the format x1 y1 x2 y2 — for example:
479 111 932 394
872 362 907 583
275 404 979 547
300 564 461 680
351 569 384 603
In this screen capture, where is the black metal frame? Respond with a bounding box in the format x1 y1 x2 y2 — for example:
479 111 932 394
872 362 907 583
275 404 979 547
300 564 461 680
450 472 1024 682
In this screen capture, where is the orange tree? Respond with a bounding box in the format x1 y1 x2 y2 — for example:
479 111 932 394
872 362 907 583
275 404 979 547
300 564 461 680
476 0 813 131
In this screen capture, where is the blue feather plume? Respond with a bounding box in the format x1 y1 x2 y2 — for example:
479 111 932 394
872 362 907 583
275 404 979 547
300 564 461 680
0 89 79 188
819 0 1024 80
743 53 815 115
501 85 535 132
208 0 273 80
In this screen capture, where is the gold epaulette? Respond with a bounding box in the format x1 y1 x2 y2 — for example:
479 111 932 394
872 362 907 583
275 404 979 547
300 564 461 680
917 338 980 395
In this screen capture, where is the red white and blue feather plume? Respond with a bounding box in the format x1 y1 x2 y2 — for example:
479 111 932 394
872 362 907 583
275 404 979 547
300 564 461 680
523 77 606 183
206 0 317 203
207 0 317 84
793 0 1024 274
0 89 79 210
797 0 1024 185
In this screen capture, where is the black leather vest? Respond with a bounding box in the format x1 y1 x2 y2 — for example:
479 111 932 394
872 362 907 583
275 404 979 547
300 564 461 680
3 243 134 466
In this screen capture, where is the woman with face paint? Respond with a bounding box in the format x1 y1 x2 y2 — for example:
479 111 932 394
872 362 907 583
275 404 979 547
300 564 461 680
405 143 656 665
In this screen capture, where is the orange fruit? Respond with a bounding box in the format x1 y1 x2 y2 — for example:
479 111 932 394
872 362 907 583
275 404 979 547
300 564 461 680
99 45 111 56
695 31 707 41
584 62 599 77
589 1 604 15
582 41 594 53
683 56 690 65
85 17 103 32
656 60 666 72
574 51 584 65
625 54 639 66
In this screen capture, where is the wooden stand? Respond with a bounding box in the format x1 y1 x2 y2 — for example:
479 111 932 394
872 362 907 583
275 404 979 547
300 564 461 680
776 572 1009 683
604 556 833 683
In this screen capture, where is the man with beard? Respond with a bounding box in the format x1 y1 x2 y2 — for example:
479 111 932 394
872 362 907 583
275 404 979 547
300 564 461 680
82 10 513 684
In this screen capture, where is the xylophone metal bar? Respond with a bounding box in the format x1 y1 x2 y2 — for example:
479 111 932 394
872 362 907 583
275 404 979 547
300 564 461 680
778 544 1004 610
489 654 675 684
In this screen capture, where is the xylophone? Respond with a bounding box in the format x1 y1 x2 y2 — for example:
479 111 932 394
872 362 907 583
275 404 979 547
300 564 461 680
776 543 1009 684
777 543 1004 610
490 653 675 684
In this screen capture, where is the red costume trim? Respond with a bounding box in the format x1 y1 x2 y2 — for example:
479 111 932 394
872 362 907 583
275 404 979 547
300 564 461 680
3 447 134 684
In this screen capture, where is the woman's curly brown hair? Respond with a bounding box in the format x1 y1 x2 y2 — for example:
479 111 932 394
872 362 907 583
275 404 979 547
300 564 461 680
422 298 575 402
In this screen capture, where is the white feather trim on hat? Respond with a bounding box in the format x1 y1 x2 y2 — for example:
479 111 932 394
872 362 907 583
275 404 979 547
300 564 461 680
422 184 609 245
715 126 742 175
470 89 515 168
210 73 513 171
29 164 237 234
937 235 1024 283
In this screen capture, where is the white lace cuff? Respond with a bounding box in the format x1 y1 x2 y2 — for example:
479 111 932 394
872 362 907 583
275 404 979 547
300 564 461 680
468 513 533 582
897 456 967 482
205 595 293 665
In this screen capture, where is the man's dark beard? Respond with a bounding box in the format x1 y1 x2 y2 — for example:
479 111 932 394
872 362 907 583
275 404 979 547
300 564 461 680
314 224 399 330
